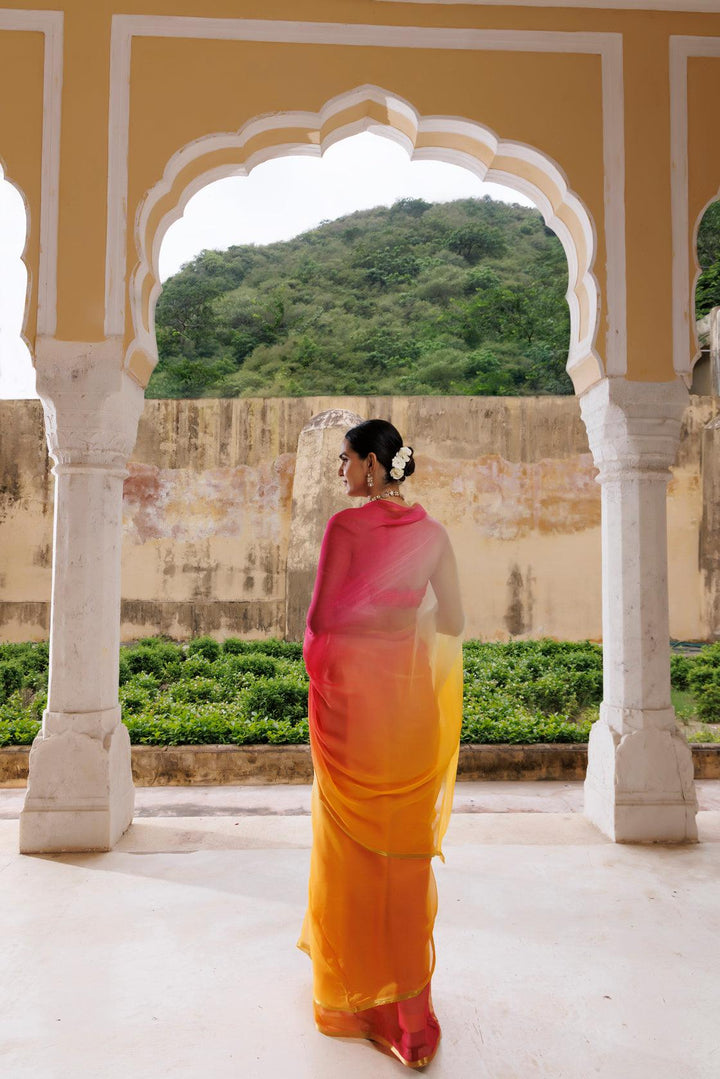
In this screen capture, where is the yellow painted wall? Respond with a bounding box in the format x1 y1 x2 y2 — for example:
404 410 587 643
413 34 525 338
1 2 719 388
55 8 113 339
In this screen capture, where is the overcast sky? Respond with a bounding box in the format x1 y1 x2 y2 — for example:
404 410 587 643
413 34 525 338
0 132 532 399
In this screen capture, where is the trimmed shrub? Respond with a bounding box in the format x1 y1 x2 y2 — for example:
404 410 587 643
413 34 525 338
517 672 578 715
187 635 221 661
243 638 304 660
118 652 132 685
125 708 233 746
218 653 280 682
0 715 41 746
23 666 48 693
245 677 308 725
689 649 720 695
462 639 602 722
222 638 249 655
121 641 183 683
695 683 720 723
461 712 591 745
230 654 279 678
562 669 602 708
124 647 165 679
169 677 224 704
0 661 24 703
2 633 716 747
688 728 720 743
0 643 35 662
180 655 214 680
670 654 694 691
120 684 153 716
221 638 303 660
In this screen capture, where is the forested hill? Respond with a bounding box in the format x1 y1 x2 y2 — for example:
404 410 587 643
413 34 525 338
149 196 576 399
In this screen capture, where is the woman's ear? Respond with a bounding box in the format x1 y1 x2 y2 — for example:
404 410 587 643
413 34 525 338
366 452 376 470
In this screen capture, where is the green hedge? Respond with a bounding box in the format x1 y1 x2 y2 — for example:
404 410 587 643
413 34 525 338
0 636 718 747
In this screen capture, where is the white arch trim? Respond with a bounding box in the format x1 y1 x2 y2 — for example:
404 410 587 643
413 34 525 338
670 35 720 380
128 85 602 394
0 162 32 365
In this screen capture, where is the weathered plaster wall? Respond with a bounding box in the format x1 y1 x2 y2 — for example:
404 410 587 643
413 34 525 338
0 402 54 638
0 395 717 643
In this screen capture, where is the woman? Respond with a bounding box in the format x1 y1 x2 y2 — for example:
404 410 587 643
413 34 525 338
298 419 464 1069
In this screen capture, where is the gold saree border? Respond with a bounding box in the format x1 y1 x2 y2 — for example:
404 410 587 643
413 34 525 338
309 959 435 1014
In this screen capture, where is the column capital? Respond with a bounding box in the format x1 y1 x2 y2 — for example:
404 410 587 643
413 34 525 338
35 337 144 471
579 377 688 483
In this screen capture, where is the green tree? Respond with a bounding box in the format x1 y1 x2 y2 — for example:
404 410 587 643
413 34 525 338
155 273 221 358
447 224 506 264
451 281 568 349
147 196 573 399
353 244 420 289
696 201 720 319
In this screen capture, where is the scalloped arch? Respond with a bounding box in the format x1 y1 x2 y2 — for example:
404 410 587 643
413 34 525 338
0 158 33 362
690 193 720 373
127 85 603 394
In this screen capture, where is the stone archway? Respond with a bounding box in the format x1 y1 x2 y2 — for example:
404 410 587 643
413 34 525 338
19 86 698 851
125 85 604 396
0 163 34 397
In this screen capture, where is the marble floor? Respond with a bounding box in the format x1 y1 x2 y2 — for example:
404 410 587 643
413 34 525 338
0 783 718 1079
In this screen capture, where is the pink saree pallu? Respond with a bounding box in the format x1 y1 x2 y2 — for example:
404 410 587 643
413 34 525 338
298 501 463 1068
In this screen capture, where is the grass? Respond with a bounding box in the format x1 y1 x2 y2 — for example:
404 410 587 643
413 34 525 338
671 688 720 742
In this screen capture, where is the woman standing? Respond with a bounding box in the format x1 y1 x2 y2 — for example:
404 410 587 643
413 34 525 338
298 419 464 1069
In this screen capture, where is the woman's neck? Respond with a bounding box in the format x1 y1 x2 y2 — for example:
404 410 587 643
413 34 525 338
368 485 405 503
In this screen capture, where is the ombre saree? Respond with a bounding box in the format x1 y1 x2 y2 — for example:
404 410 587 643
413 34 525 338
299 499 463 1066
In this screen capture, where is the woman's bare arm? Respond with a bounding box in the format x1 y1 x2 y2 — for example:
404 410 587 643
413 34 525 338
430 537 464 636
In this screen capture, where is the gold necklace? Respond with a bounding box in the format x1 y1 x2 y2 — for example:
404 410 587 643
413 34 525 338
369 490 405 502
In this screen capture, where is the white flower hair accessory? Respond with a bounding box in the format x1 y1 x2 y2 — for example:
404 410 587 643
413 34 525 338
390 445 413 480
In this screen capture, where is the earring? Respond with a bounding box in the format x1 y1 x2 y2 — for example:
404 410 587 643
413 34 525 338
367 472 374 489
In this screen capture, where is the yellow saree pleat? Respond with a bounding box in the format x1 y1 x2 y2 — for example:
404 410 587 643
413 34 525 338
299 624 463 1015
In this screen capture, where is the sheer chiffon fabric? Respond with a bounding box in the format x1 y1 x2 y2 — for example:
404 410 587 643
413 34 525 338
298 500 463 1065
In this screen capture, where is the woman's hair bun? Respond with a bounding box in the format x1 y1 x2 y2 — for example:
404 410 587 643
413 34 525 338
345 419 416 484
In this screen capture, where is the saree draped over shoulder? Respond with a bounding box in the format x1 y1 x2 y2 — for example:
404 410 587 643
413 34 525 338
298 500 463 1047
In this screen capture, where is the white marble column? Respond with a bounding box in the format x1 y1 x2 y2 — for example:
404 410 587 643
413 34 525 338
580 378 698 843
20 341 144 853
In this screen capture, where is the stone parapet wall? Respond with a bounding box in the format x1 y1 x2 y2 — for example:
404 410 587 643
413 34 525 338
0 395 718 643
3 743 720 788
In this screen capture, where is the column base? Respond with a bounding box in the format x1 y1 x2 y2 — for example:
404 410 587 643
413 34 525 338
19 715 135 853
584 711 698 843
